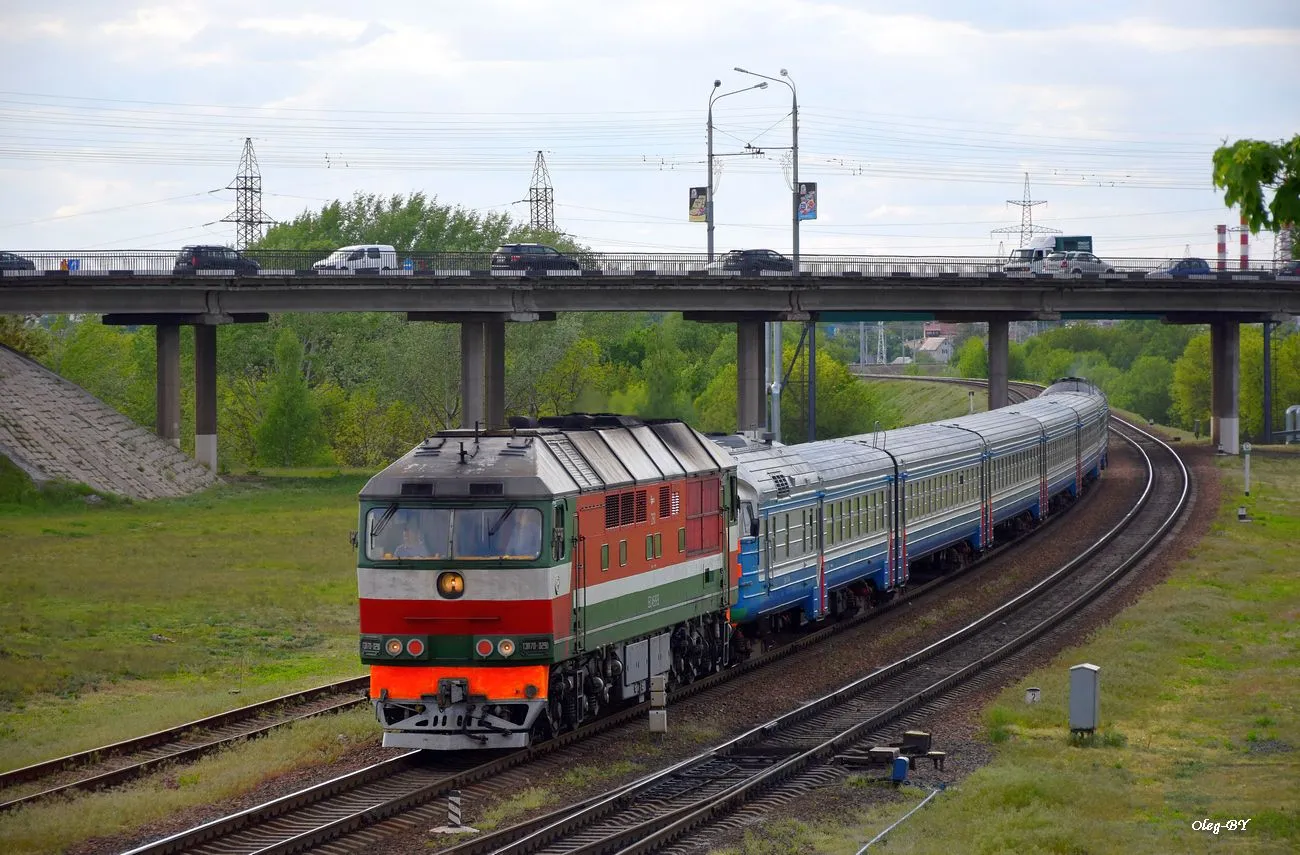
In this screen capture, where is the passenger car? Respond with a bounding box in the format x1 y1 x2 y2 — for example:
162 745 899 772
490 243 581 272
1039 251 1115 276
1146 257 1211 278
313 244 397 272
0 251 36 272
708 249 794 274
173 245 260 274
1278 259 1300 277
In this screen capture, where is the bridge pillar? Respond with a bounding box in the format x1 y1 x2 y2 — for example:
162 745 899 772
155 324 181 446
988 318 1009 410
461 321 486 430
485 318 505 429
1211 320 1240 454
807 320 817 442
194 324 218 470
737 321 765 434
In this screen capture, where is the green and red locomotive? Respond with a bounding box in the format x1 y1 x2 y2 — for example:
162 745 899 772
357 414 740 750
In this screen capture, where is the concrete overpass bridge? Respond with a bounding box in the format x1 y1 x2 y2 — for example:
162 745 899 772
3 250 1296 469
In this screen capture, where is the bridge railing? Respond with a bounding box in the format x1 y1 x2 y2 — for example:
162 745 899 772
1 250 1294 278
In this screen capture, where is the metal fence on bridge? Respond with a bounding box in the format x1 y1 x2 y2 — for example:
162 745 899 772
1 250 1297 279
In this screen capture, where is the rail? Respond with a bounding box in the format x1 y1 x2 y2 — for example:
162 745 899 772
0 677 368 812
450 418 1187 855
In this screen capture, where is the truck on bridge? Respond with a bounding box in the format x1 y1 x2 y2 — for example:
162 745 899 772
1003 234 1094 273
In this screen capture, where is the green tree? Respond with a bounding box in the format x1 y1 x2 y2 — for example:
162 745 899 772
540 337 612 416
778 343 901 440
41 317 157 428
255 191 582 256
1171 332 1212 431
0 316 52 361
695 364 739 434
1212 135 1300 242
954 337 987 378
1110 355 1174 423
217 373 267 466
256 329 328 466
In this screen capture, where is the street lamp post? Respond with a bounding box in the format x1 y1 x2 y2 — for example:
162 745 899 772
735 66 805 441
707 81 767 262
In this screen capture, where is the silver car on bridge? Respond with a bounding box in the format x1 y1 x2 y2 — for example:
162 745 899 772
1036 251 1116 276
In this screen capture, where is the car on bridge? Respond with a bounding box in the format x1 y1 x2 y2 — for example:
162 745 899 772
1038 250 1115 276
312 244 398 273
707 249 795 275
173 245 261 275
1279 259 1300 277
0 251 36 272
490 243 581 273
1145 257 1212 278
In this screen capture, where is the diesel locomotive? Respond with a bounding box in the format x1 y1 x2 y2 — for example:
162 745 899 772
356 380 1108 750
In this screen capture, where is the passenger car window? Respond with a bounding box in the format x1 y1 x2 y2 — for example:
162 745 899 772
367 248 380 258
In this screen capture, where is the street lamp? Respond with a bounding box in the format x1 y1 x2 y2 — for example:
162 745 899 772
734 67 799 271
707 80 767 262
735 66 804 440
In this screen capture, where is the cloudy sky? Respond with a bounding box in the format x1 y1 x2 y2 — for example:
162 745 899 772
2 0 1297 260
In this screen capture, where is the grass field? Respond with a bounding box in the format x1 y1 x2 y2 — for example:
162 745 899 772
0 470 368 772
711 453 1300 854
860 378 988 427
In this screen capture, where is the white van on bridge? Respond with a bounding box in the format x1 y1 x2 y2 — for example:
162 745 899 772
312 244 398 273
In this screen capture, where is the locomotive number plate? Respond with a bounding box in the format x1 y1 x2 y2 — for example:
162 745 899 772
520 637 551 655
360 636 384 657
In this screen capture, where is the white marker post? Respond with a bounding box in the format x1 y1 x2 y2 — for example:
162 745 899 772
649 674 668 733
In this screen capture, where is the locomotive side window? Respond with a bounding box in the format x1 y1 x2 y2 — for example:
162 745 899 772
553 503 566 561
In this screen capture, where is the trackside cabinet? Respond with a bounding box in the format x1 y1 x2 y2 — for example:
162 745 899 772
1069 663 1100 732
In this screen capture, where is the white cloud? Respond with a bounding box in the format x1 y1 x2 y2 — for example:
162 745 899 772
102 4 207 41
237 14 369 39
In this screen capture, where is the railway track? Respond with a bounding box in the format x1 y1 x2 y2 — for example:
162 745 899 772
0 677 369 813
1 377 1033 821
439 418 1187 855
114 386 1169 855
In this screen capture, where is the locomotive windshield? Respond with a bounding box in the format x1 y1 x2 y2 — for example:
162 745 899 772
365 506 542 561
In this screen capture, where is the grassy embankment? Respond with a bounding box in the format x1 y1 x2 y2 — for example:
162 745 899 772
0 468 371 770
0 466 381 854
710 451 1300 854
860 378 988 426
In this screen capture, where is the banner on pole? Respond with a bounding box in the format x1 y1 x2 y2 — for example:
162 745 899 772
689 187 708 222
797 182 817 221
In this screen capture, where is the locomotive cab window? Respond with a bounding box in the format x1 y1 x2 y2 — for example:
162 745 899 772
452 507 543 560
367 506 451 561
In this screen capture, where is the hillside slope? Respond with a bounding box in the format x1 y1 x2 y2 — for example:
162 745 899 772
0 344 215 500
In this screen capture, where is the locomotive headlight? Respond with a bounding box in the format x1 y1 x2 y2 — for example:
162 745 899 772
385 638 403 656
497 638 516 657
437 571 465 599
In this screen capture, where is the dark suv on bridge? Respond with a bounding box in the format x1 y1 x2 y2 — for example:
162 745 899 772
490 243 581 273
0 251 36 272
173 245 261 275
708 249 794 274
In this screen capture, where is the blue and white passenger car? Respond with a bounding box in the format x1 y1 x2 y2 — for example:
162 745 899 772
717 378 1109 637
